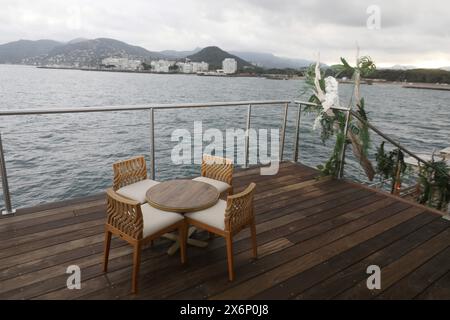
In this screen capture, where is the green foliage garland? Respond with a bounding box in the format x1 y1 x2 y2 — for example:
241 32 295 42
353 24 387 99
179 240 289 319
417 160 450 211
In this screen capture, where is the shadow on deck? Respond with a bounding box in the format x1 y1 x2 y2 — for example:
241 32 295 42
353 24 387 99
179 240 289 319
1 162 449 300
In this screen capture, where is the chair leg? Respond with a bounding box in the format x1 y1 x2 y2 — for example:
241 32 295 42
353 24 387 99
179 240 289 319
179 222 188 264
131 243 142 294
103 230 112 272
225 234 235 281
250 222 258 259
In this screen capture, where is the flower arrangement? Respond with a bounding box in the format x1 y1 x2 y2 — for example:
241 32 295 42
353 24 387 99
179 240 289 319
304 51 376 179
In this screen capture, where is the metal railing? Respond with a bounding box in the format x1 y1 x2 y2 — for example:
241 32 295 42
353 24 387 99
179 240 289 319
293 100 450 178
1 99 305 215
1 98 447 215
0 133 15 215
349 109 450 179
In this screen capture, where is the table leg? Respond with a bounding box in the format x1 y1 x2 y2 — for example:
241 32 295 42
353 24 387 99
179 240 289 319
165 227 208 255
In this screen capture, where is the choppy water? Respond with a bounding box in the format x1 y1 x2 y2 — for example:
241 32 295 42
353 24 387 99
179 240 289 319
0 64 449 209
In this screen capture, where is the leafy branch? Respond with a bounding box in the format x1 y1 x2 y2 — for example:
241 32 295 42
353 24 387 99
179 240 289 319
417 159 450 211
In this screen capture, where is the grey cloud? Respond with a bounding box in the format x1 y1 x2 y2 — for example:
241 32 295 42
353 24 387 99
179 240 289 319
0 0 449 67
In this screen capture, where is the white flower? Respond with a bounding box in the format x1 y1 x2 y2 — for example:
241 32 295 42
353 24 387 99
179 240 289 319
322 76 340 112
313 113 323 131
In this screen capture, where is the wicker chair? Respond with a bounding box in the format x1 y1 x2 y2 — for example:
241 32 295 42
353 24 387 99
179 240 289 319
185 183 257 281
103 188 187 294
192 154 234 196
113 156 159 204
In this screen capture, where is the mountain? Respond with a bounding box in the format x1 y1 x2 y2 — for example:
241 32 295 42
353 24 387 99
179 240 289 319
0 39 62 63
230 51 313 69
0 38 166 66
158 47 202 59
187 46 252 69
34 38 165 66
440 66 450 71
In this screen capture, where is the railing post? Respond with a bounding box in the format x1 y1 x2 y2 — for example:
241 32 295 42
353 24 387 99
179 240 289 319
0 132 15 215
293 103 302 162
244 104 252 168
149 108 155 180
280 102 289 161
337 109 351 179
391 149 402 195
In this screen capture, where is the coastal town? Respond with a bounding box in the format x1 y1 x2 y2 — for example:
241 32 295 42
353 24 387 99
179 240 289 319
59 56 238 75
101 57 237 75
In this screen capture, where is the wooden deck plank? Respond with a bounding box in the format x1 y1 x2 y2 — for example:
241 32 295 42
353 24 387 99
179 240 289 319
253 212 440 299
336 228 450 299
0 162 448 300
2 237 177 299
415 270 450 299
294 216 450 299
0 218 105 251
210 207 424 300
0 210 105 241
377 246 450 299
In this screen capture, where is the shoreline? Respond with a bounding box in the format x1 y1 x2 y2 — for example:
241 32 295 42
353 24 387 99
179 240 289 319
37 65 305 80
339 79 450 91
36 65 266 78
402 83 450 91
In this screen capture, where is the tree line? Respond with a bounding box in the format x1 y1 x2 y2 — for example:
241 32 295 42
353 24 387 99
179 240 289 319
325 65 450 84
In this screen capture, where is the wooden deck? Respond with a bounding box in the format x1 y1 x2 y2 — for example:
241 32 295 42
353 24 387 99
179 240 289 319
1 162 450 300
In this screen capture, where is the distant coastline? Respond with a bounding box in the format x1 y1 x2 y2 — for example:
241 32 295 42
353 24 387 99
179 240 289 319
35 65 306 80
402 83 450 91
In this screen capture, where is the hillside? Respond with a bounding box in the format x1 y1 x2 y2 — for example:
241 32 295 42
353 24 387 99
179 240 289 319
0 39 62 63
0 38 165 66
31 38 164 66
187 46 252 69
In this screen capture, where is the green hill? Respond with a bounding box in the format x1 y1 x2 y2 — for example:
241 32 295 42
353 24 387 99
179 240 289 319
187 46 252 69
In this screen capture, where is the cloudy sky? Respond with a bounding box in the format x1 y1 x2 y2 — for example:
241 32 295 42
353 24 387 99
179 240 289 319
1 0 449 67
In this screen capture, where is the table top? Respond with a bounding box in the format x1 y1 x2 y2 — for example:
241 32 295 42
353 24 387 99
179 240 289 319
146 179 220 213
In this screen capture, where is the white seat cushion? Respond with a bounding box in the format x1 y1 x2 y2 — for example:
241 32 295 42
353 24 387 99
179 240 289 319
185 200 227 231
116 179 160 204
141 204 184 238
192 176 231 193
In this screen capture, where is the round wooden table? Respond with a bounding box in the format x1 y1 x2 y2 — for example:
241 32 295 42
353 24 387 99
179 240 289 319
146 179 220 255
146 179 219 213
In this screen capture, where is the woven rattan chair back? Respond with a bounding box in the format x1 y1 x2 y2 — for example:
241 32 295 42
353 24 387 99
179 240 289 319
113 156 148 191
224 182 256 234
106 188 143 240
201 154 233 185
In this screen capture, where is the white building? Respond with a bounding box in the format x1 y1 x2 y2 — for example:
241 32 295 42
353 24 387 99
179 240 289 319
177 62 193 73
222 58 238 74
176 61 209 73
192 62 209 73
101 57 142 70
151 60 175 73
